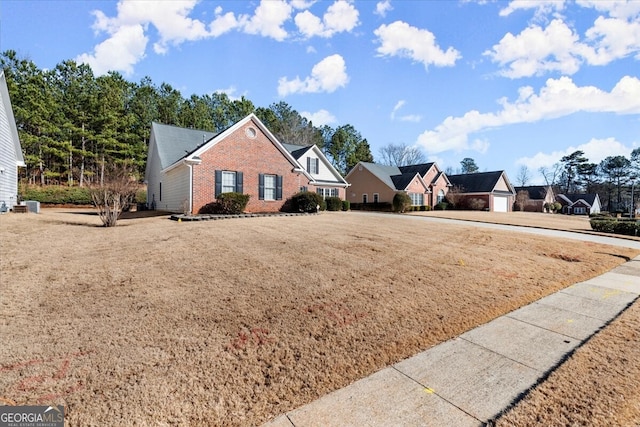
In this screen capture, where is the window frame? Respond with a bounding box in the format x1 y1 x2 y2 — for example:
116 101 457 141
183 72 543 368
409 192 424 206
259 173 283 200
307 157 319 174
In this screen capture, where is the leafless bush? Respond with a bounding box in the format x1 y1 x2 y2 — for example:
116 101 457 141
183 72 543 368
515 190 530 211
89 164 138 227
468 198 487 211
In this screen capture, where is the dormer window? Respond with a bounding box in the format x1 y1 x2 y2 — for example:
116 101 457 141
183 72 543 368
307 157 319 174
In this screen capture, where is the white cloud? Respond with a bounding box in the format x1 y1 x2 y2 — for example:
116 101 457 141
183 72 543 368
290 0 317 9
517 137 634 171
374 21 461 69
300 109 337 126
390 100 405 119
416 75 640 154
375 1 393 17
583 16 640 64
210 9 240 37
240 0 292 41
499 0 567 18
294 0 359 38
577 0 640 20
278 54 349 96
484 19 587 78
390 100 421 122
489 3 640 78
76 22 148 75
213 86 247 101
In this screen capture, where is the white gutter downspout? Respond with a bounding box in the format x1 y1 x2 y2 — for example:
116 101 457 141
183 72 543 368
184 156 202 214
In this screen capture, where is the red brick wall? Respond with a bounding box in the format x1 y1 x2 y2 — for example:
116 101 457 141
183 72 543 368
192 121 308 213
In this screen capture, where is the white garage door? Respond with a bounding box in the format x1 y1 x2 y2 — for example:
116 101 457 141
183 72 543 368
493 196 508 212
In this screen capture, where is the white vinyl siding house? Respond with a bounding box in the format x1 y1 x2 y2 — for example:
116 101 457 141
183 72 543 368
157 165 190 212
0 71 25 211
282 143 349 199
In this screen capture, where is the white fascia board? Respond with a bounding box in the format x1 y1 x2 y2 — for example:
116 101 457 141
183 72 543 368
309 145 348 185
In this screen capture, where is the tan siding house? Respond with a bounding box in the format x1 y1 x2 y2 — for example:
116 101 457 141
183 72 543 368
345 162 430 206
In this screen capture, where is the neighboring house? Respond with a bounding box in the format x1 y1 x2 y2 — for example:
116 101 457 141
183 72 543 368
514 185 555 212
345 162 433 207
447 171 516 212
282 143 348 199
0 71 25 211
145 114 347 213
556 193 601 215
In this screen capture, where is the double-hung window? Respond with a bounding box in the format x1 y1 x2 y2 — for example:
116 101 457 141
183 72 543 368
259 174 283 200
222 171 236 194
263 175 276 200
316 188 339 198
409 193 423 206
307 157 319 174
215 170 243 197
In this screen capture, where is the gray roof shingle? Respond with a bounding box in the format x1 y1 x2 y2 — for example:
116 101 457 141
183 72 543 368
152 122 218 169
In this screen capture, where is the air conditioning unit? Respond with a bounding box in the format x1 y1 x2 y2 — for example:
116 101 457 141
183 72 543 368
23 200 40 214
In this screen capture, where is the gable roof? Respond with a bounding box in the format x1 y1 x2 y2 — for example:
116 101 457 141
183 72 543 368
282 143 348 186
514 185 552 200
281 143 311 159
448 171 514 194
557 193 599 208
349 162 428 192
185 114 306 175
151 122 218 170
352 162 402 190
0 71 25 167
398 163 434 177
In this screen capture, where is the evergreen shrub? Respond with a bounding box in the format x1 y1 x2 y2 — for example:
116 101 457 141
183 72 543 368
392 192 412 213
198 192 250 214
325 197 342 211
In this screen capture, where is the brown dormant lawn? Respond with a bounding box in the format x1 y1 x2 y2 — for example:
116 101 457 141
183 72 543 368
0 209 637 426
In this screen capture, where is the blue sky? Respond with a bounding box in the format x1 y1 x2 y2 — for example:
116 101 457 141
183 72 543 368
2 0 639 183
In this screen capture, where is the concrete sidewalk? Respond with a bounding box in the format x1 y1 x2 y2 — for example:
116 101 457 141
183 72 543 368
263 256 640 427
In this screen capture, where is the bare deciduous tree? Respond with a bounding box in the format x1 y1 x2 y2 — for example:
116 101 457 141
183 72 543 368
444 185 465 208
378 143 425 166
89 164 138 227
516 165 531 186
539 163 562 186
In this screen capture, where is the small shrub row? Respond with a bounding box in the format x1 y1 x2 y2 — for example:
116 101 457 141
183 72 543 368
590 217 640 236
404 205 431 212
199 192 250 214
18 184 147 207
349 202 393 212
19 184 93 205
434 202 450 210
280 191 326 213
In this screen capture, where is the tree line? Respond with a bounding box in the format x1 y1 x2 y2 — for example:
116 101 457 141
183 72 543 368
535 150 640 212
1 50 373 186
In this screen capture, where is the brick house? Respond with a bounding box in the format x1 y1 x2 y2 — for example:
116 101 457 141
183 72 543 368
556 193 601 215
513 185 555 212
345 162 450 207
144 114 348 213
445 171 516 212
